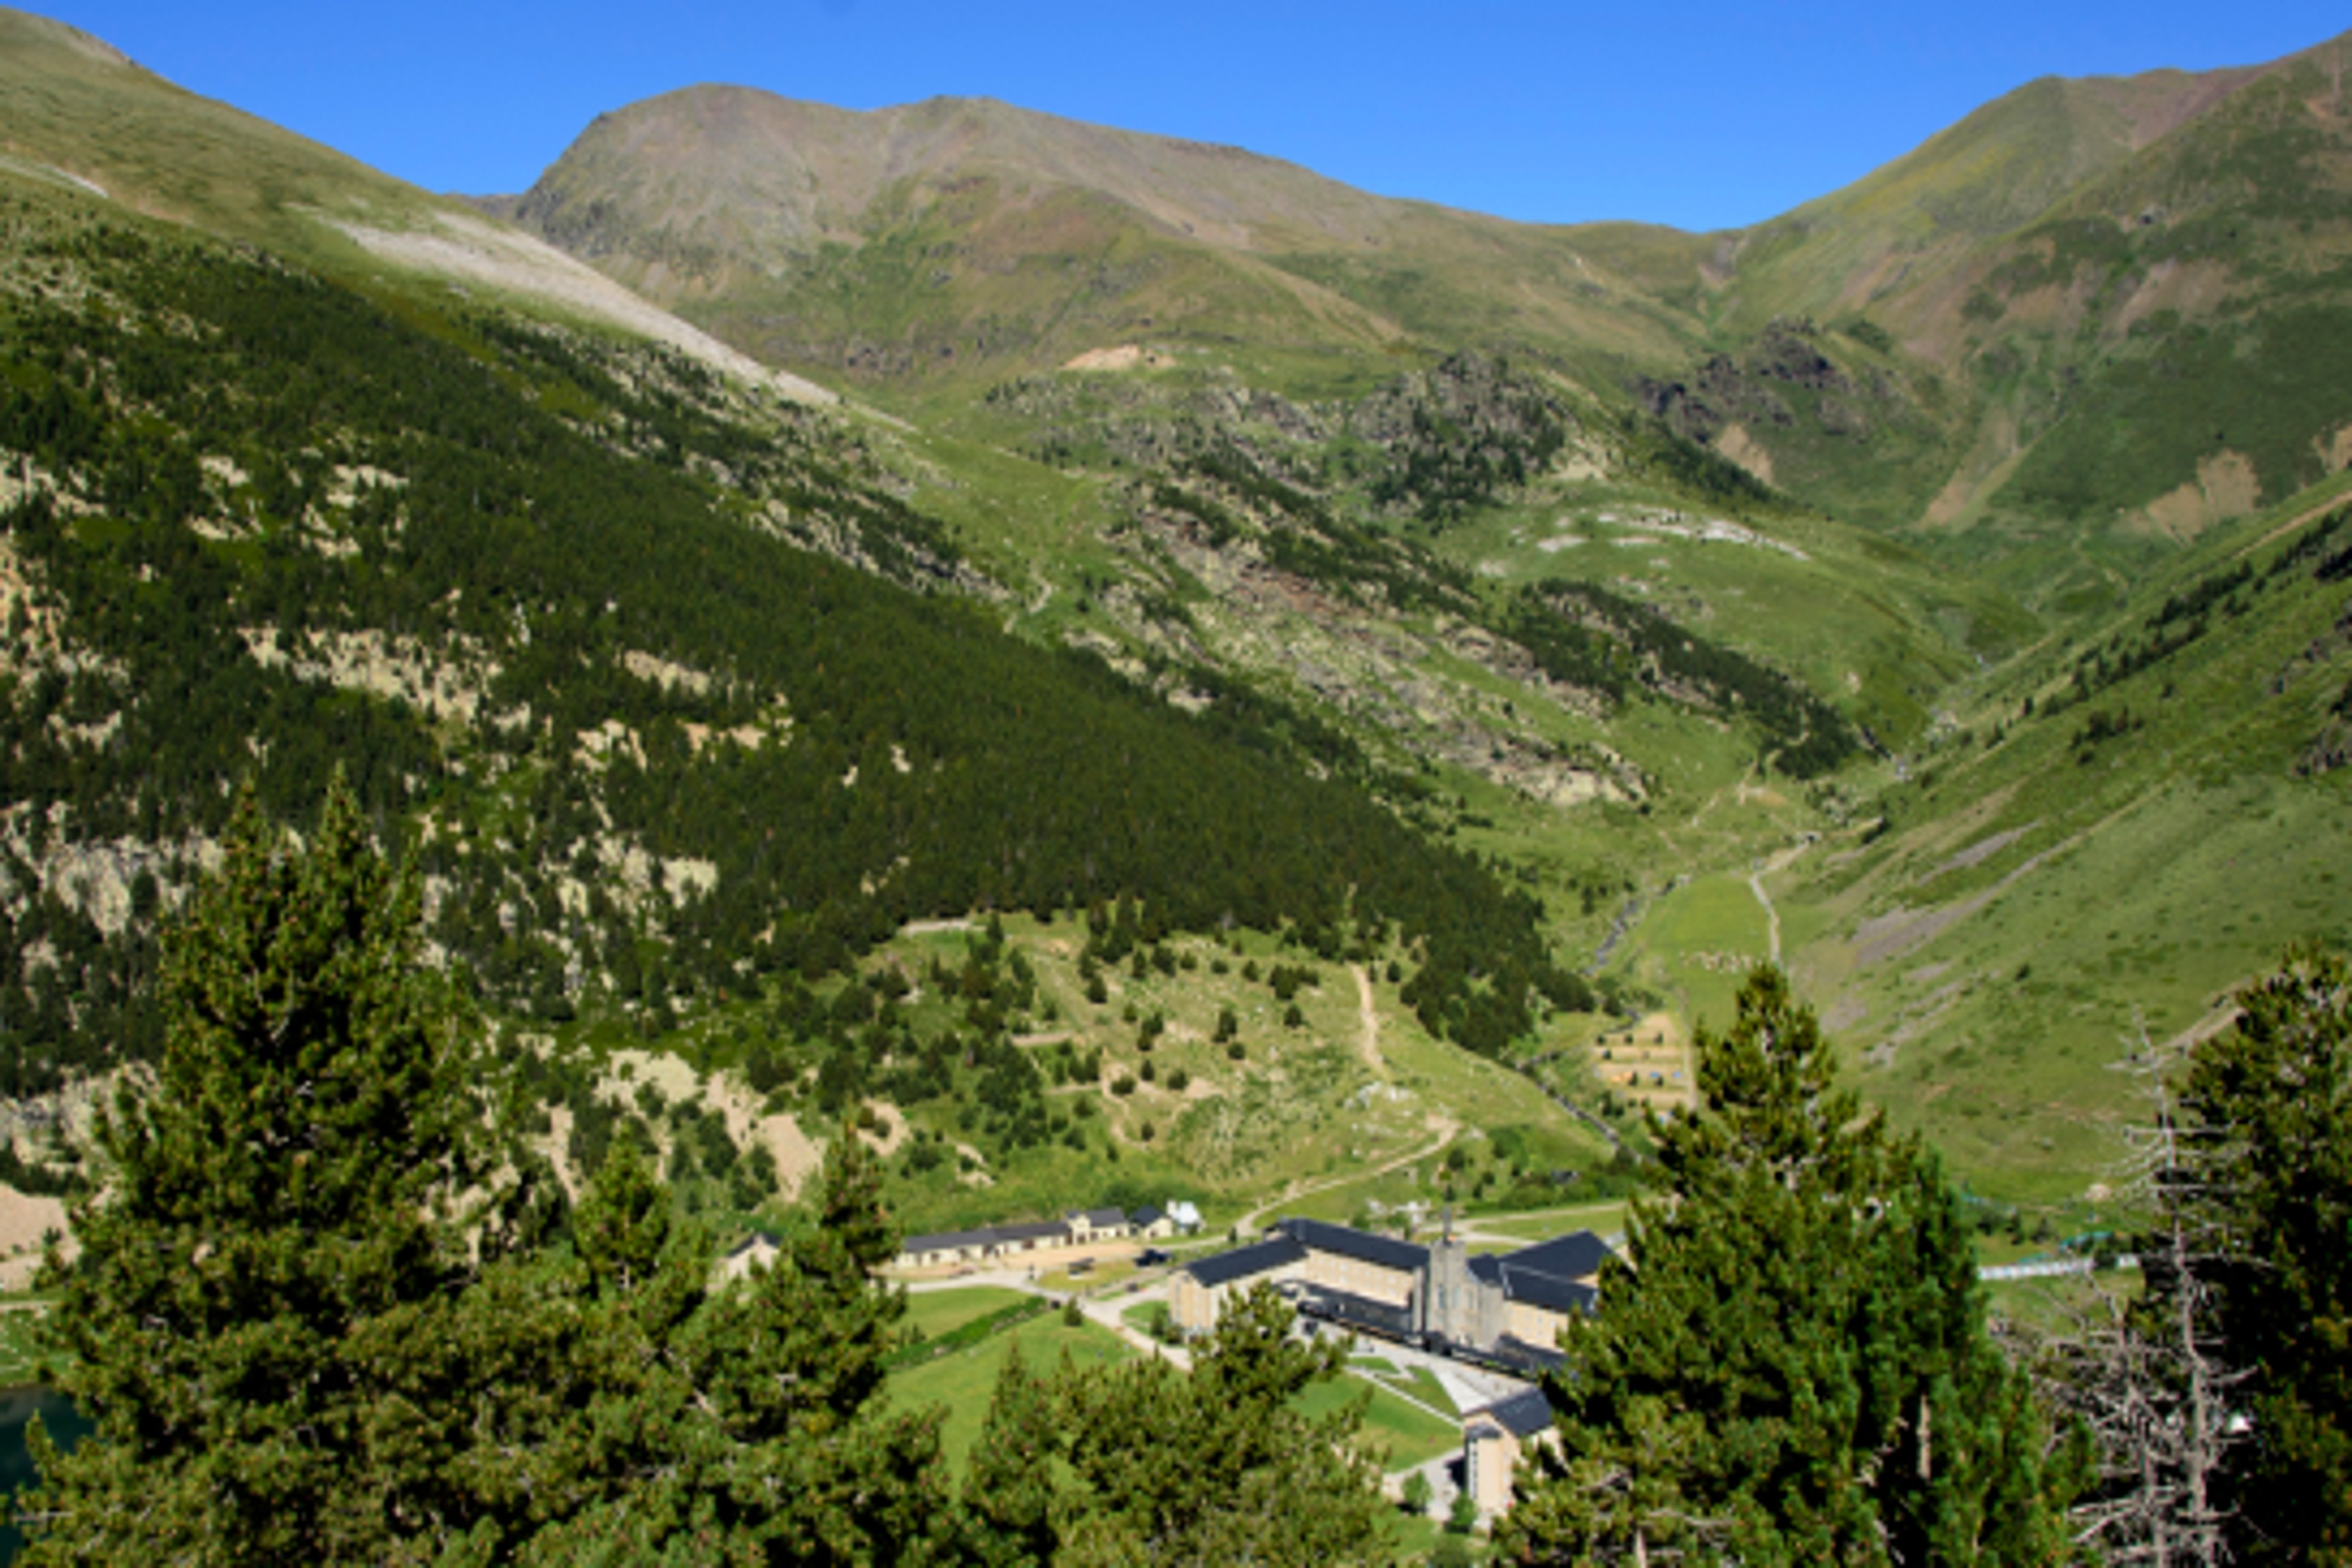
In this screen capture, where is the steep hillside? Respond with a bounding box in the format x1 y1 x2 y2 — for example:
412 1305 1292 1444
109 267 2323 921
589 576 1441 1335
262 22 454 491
4 9 2349 1226
483 86 1699 405
0 9 833 402
1704 63 2274 331
1767 473 2352 1200
0 182 1607 1157
1664 31 2352 557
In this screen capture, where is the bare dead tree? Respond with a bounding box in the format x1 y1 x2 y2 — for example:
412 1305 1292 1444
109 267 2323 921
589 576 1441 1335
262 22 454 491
2012 1020 2242 1565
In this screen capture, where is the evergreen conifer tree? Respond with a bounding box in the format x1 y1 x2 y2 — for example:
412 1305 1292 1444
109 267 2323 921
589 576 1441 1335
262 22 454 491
2182 949 2352 1564
22 777 488 1561
19 780 955 1564
962 1338 1063 1566
1052 1283 1388 1565
1500 967 2082 1565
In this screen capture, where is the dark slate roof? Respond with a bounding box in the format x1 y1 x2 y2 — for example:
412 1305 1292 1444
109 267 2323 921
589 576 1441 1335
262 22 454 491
1500 1230 1613 1283
1294 1284 1415 1337
1183 1235 1307 1289
993 1220 1073 1245
901 1227 998 1254
1466 1230 1607 1316
1129 1205 1166 1228
1489 1336 1570 1374
1273 1217 1429 1275
1079 1206 1128 1227
1482 1386 1557 1439
1492 1262 1597 1317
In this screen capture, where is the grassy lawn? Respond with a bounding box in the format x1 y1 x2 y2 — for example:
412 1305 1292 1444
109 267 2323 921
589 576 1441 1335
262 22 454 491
1036 1258 1137 1293
885 1313 1134 1474
1119 1297 1176 1335
1380 1365 1458 1418
1297 1373 1462 1473
1641 872 1773 1032
901 1285 1030 1342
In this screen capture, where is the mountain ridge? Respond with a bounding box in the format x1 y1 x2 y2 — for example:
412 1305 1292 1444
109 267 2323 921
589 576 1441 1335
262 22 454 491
488 31 2352 558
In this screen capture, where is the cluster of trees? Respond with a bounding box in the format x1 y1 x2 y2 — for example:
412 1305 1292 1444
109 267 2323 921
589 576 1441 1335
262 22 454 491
1346 352 1575 527
2076 950 2351 1566
1498 961 2352 1565
968 1284 1389 1565
0 214 1572 1085
1510 579 1859 778
1608 406 1781 510
1504 968 2083 1563
20 781 1395 1564
2051 500 2350 720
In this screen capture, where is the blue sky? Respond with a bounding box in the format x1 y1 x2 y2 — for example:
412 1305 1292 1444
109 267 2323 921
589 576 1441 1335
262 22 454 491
50 1 2345 231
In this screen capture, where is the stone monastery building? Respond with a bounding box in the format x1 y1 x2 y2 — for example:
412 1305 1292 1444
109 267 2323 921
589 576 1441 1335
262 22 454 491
1171 1217 1612 1368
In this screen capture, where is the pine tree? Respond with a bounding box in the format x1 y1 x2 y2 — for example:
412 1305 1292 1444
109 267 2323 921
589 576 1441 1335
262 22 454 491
1053 1282 1389 1565
21 776 488 1562
19 781 958 1565
963 1338 1063 1566
503 1128 955 1565
2183 949 2352 1564
1500 967 2082 1565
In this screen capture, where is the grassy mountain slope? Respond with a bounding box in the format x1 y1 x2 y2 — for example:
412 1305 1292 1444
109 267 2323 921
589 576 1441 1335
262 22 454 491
483 86 1700 407
0 177 1625 1221
0 10 834 402
1703 63 2271 333
1773 473 2352 1200
1678 31 2352 552
493 29 2352 570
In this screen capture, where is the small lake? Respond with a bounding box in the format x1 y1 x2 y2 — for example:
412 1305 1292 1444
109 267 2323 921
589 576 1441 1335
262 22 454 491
0 1389 86 1562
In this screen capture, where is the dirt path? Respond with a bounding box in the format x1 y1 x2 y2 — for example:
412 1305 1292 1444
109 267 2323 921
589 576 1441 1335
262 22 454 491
1235 1116 1458 1236
1749 870 1782 965
2234 492 2348 559
1351 964 1385 1077
899 917 973 937
1746 839 1811 966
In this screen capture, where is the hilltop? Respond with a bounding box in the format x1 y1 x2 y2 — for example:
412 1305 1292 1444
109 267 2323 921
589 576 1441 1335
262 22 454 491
476 85 1698 405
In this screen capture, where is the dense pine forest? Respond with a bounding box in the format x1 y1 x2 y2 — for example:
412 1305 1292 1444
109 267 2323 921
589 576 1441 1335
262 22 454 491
0 204 1590 1098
